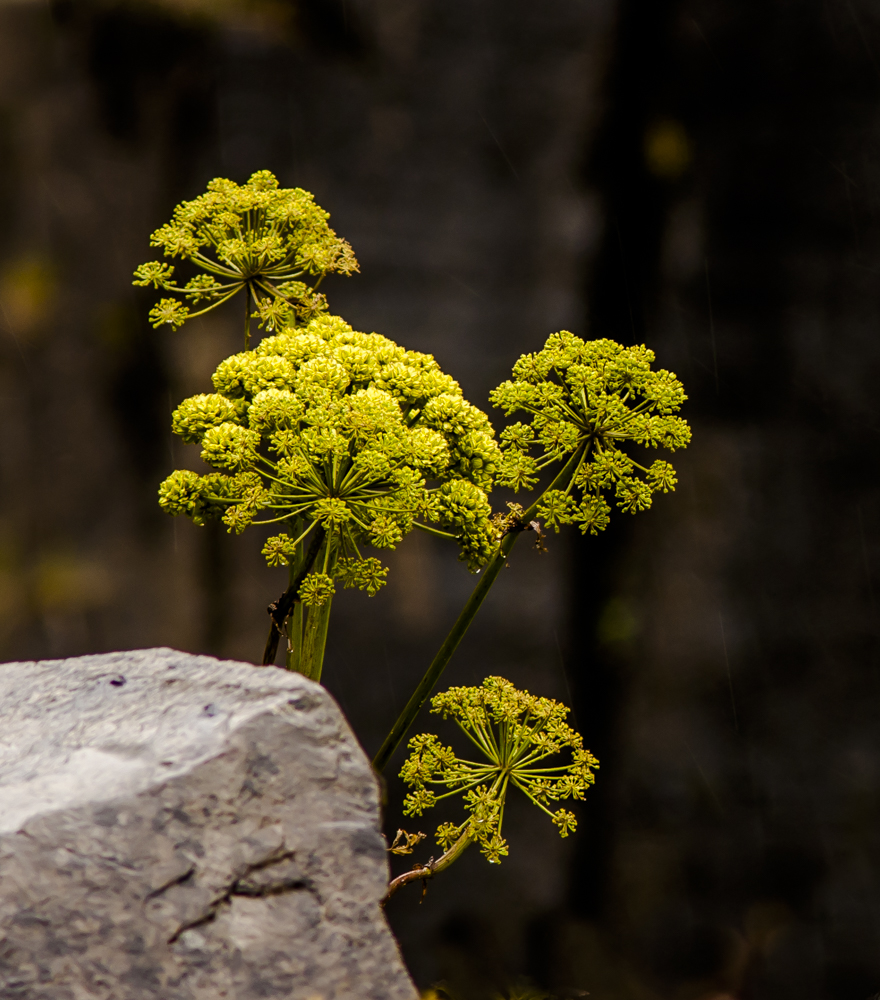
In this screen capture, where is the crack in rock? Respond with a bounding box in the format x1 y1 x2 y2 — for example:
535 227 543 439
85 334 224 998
167 853 312 943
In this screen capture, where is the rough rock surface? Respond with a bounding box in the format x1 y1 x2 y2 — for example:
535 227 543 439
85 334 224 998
0 647 417 1000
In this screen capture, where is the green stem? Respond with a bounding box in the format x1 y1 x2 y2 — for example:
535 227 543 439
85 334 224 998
300 597 333 682
372 443 588 773
413 522 459 541
299 543 337 682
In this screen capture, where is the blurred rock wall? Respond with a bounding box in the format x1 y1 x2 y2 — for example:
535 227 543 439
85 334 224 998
560 2 880 998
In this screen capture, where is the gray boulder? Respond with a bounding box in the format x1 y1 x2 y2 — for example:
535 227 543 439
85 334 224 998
0 648 417 1000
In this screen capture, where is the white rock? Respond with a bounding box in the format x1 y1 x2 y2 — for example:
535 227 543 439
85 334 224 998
0 647 417 1000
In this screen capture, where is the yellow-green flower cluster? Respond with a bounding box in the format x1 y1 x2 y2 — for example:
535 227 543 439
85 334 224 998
133 170 358 335
401 676 598 864
158 314 501 599
490 332 691 534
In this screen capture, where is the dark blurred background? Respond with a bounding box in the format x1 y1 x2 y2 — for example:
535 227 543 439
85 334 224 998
2 0 880 997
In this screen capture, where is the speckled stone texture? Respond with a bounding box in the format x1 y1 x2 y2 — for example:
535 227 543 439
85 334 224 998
0 648 416 1000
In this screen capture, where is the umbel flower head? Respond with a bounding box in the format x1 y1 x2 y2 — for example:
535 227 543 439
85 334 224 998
490 333 690 534
401 677 598 864
158 314 501 601
133 170 358 342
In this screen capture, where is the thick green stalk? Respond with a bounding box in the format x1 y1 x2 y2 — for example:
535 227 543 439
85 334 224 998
286 600 304 672
299 544 337 682
300 596 333 682
372 444 587 773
